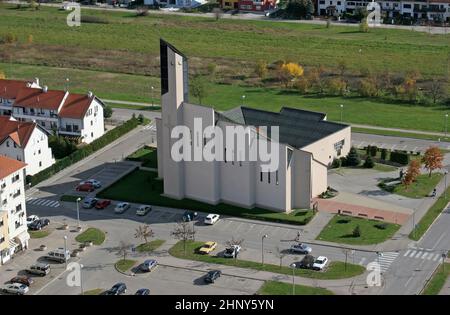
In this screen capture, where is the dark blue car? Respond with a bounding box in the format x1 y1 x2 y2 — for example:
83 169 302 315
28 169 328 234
135 288 150 295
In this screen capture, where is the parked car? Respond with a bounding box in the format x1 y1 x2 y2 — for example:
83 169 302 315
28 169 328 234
297 254 315 269
204 270 221 283
140 259 158 272
204 214 220 225
39 218 50 227
80 179 102 188
105 283 127 295
223 245 241 258
182 211 198 222
28 218 50 231
26 263 50 276
45 248 70 263
82 197 98 209
76 183 95 192
114 202 130 214
198 241 217 255
136 205 152 216
312 256 329 271
135 288 150 295
290 243 312 254
9 276 34 287
2 283 29 295
26 215 39 226
95 199 111 210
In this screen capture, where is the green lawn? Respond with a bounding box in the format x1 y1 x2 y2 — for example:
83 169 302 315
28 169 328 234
98 169 315 225
127 146 158 168
258 280 334 295
60 195 82 202
82 288 104 295
169 241 365 280
115 259 137 273
75 228 106 245
422 263 450 295
316 215 400 245
380 173 443 198
409 186 450 240
29 230 51 239
352 127 450 143
135 239 165 253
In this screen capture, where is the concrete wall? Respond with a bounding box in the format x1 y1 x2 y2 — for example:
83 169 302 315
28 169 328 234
292 149 312 209
23 127 55 176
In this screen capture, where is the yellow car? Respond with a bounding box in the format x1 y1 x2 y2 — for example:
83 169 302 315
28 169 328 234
198 242 217 255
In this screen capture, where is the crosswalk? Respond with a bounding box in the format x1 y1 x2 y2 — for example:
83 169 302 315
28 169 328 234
403 249 442 262
26 196 60 208
143 123 156 131
376 252 400 272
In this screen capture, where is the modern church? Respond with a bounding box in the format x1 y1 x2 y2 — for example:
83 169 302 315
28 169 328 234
156 39 351 212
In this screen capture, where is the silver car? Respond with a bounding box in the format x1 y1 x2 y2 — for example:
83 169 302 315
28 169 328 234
290 243 312 254
2 283 29 295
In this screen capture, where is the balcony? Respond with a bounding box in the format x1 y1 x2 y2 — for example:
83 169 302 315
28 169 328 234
14 111 59 121
59 127 81 136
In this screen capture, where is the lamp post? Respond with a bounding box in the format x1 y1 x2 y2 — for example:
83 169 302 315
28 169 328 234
261 234 268 266
445 170 448 200
76 197 81 230
80 263 84 295
242 95 246 106
376 251 383 274
445 114 448 138
340 104 344 122
151 86 154 107
290 263 296 295
63 235 68 268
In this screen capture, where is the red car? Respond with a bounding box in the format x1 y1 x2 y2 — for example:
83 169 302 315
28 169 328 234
9 276 34 287
76 183 95 192
95 199 111 210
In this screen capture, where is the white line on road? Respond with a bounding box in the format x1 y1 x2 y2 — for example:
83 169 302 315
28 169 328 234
414 251 423 258
404 249 411 257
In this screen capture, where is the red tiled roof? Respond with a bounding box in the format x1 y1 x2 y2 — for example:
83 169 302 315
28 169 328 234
0 116 36 147
0 79 32 99
59 93 94 119
14 87 66 111
0 155 27 179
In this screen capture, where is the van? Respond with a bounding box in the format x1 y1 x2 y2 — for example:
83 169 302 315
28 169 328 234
46 248 70 263
27 263 50 276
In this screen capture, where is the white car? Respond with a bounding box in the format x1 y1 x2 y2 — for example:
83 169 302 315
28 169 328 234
114 202 130 214
204 214 220 225
26 215 39 225
80 179 102 188
223 245 241 258
312 256 329 271
2 283 29 295
136 205 152 216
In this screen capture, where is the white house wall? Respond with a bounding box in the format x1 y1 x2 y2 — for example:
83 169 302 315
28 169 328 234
22 127 55 176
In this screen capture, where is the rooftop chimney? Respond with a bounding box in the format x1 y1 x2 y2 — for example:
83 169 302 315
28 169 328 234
87 91 93 98
42 86 48 93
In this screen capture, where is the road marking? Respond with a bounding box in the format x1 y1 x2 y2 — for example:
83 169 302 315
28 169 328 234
377 252 400 272
404 249 411 257
407 250 417 257
414 251 423 258
358 257 367 266
426 253 434 260
432 254 440 261
421 252 429 259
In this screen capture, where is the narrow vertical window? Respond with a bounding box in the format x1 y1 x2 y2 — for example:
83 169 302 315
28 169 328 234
268 172 271 184
224 148 227 163
276 170 279 185
260 171 263 182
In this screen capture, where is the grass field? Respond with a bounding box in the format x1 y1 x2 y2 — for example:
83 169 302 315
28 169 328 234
98 169 316 225
169 241 365 280
422 263 450 295
127 146 158 168
29 230 51 239
115 259 137 273
75 228 106 245
258 280 334 295
135 239 165 253
316 215 401 245
380 173 443 198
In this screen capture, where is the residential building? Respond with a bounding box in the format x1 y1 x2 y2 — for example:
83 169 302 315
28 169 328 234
0 116 55 176
317 0 450 22
218 0 240 9
0 81 106 144
217 0 278 11
156 39 351 213
144 0 207 7
0 155 29 265
0 78 40 116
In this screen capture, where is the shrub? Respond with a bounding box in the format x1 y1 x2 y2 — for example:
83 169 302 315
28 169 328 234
331 158 341 169
136 6 149 16
374 223 388 230
380 148 387 160
363 155 375 168
103 105 113 118
2 33 18 44
326 78 347 96
346 147 361 167
370 145 378 157
352 225 361 237
390 151 410 165
339 156 348 167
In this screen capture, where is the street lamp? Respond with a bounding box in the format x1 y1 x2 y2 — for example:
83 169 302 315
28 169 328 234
261 234 268 266
76 197 82 230
151 86 154 107
445 114 448 138
376 252 383 273
290 263 296 295
80 263 84 295
340 104 344 122
63 235 68 268
242 95 246 106
445 170 448 200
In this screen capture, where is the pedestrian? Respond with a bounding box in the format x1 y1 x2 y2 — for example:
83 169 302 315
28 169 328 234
432 188 437 197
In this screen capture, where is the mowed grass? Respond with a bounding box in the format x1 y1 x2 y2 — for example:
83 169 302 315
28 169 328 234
98 169 316 225
317 215 401 245
127 146 158 168
29 230 51 239
381 173 443 198
422 263 450 295
115 259 137 273
75 228 106 245
258 281 334 295
135 239 165 253
82 288 104 295
169 241 365 280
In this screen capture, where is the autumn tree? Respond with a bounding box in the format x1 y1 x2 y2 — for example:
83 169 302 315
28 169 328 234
116 241 132 261
171 221 196 256
254 60 268 80
0 70 5 80
422 146 443 177
337 60 347 78
307 65 326 93
428 79 446 104
134 225 155 245
327 77 347 96
278 62 304 88
403 159 421 189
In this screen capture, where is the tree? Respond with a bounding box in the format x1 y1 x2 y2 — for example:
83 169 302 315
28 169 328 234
286 0 315 19
278 62 304 88
116 241 132 261
363 155 375 168
0 70 5 80
352 225 361 237
134 225 155 244
358 77 378 97
428 79 445 104
346 147 361 167
103 105 113 118
294 76 310 94
225 237 244 260
422 146 443 177
327 78 347 96
307 65 326 93
402 160 421 190
190 75 208 104
254 60 268 80
274 246 286 268
359 19 369 33
337 60 347 78
171 221 196 256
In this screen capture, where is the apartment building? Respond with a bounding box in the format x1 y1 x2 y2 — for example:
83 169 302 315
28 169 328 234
156 39 351 212
217 0 278 11
0 116 55 176
0 79 40 116
0 155 29 265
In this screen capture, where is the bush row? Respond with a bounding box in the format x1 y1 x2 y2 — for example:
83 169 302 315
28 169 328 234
29 118 141 186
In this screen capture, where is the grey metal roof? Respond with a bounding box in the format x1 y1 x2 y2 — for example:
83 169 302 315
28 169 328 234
220 106 348 149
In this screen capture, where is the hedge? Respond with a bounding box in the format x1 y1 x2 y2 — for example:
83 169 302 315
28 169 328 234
389 151 410 165
29 118 141 186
